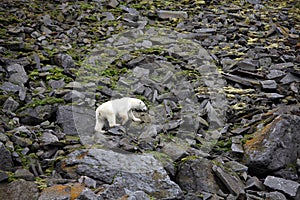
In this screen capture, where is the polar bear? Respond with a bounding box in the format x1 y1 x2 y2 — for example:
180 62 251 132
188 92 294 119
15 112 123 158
94 97 147 133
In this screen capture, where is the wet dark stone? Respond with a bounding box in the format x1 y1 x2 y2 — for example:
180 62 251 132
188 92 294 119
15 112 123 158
0 142 13 171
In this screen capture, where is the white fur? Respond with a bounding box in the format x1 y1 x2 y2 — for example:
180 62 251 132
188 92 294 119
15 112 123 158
95 97 147 133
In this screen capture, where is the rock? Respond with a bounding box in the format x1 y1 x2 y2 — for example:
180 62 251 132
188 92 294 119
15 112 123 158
0 133 9 143
125 189 150 200
0 81 21 93
260 80 277 89
245 176 265 190
7 63 28 85
160 139 189 161
63 90 85 102
212 165 245 197
49 79 66 89
176 157 219 195
14 168 35 181
3 96 19 113
225 161 248 173
264 176 300 199
39 183 85 200
78 176 97 189
265 191 287 200
19 105 56 125
0 171 9 182
231 135 244 153
280 72 300 84
11 135 32 147
40 132 59 145
107 0 119 8
61 149 183 199
56 106 95 144
244 115 300 175
78 188 100 200
0 142 13 171
237 59 257 71
266 69 285 79
53 53 75 70
157 10 188 19
0 180 39 200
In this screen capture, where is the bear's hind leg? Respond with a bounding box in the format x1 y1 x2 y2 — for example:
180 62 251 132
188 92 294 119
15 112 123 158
107 115 120 128
95 117 105 133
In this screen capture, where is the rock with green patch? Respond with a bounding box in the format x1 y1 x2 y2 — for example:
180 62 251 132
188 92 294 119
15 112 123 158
0 142 13 171
61 148 183 199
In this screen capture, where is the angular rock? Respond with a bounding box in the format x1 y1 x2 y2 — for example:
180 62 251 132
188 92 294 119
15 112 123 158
231 136 244 153
40 132 59 145
244 115 300 175
0 142 13 171
78 188 100 200
63 90 85 102
212 165 245 197
56 105 94 139
49 79 66 89
107 0 119 8
78 176 97 189
7 63 28 85
265 191 287 200
0 180 39 200
53 53 75 69
245 176 265 190
160 139 189 161
39 183 85 200
0 81 21 93
260 80 277 89
3 96 19 113
61 149 183 199
264 176 300 199
14 168 35 181
157 10 188 19
237 59 257 71
176 157 219 195
280 72 300 84
0 171 9 182
19 105 56 125
266 69 285 79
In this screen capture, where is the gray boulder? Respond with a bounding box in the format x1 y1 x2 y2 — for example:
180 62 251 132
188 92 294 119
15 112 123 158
0 142 13 171
61 148 183 199
176 157 219 195
264 176 300 199
19 105 56 125
244 115 300 175
0 179 39 200
56 105 95 144
7 63 28 85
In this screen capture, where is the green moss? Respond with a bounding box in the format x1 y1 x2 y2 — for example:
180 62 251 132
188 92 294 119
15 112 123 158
18 97 64 112
212 138 232 152
35 177 48 190
180 155 199 163
47 67 74 83
7 172 16 182
29 67 74 83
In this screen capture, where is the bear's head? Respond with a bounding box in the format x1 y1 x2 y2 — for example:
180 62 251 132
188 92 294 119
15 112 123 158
136 99 147 112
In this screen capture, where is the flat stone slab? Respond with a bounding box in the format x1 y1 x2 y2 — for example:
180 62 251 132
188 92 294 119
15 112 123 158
62 148 183 199
264 176 300 199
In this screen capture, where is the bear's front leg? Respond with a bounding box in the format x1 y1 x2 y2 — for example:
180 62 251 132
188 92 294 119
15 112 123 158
129 110 141 122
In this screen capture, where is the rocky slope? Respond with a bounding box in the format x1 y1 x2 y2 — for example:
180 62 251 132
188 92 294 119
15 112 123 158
0 0 299 199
